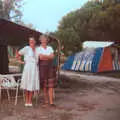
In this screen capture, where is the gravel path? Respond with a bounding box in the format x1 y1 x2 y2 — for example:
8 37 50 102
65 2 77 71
60 70 120 83
0 71 120 120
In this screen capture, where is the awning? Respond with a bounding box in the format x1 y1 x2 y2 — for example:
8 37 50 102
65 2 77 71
0 19 57 46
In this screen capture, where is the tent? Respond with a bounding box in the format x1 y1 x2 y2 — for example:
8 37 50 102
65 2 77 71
62 43 120 73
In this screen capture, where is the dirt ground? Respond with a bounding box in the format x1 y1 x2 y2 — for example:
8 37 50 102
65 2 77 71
0 71 120 120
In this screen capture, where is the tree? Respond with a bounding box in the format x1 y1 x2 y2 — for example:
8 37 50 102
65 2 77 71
54 1 102 55
0 0 37 30
54 0 120 55
88 0 120 41
0 0 23 21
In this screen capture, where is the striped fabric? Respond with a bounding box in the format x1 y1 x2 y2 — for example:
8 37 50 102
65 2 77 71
62 47 120 73
91 48 103 73
71 49 95 72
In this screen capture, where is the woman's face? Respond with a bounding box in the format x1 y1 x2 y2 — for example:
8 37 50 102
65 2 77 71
41 37 47 46
29 38 36 48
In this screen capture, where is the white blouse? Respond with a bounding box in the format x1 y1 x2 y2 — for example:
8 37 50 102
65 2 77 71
36 45 54 55
18 46 39 63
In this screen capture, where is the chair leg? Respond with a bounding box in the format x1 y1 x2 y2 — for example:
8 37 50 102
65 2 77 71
7 89 10 103
15 87 19 106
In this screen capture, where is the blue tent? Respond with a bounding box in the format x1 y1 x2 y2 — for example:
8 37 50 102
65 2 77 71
62 47 120 73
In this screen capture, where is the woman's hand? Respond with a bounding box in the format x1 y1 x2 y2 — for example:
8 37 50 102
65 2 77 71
49 54 54 59
18 60 25 64
15 50 19 58
15 50 25 64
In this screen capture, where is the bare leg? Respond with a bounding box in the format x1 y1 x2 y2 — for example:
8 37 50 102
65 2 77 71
48 88 54 105
43 87 48 104
28 91 33 104
25 90 29 104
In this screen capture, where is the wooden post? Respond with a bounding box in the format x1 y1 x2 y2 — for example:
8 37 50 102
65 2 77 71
47 35 61 81
57 39 61 81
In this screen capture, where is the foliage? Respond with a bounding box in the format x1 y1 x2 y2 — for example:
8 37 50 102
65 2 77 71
0 0 23 21
88 0 120 40
54 0 120 55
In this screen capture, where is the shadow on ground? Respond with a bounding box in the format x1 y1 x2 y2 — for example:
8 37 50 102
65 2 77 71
0 74 120 120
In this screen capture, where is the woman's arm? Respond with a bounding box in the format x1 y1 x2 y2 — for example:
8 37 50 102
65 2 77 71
15 50 25 64
39 53 54 60
18 59 25 64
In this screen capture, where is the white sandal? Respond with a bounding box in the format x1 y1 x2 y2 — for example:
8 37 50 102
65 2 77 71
28 103 33 107
25 103 29 107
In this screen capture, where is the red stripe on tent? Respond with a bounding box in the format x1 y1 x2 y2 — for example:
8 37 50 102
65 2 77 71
98 47 113 72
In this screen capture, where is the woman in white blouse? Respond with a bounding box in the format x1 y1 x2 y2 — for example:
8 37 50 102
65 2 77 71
16 37 39 107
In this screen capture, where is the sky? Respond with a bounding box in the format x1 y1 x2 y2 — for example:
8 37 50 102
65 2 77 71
22 0 88 33
22 0 111 48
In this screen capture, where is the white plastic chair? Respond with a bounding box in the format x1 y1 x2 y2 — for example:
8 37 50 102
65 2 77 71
0 74 21 105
